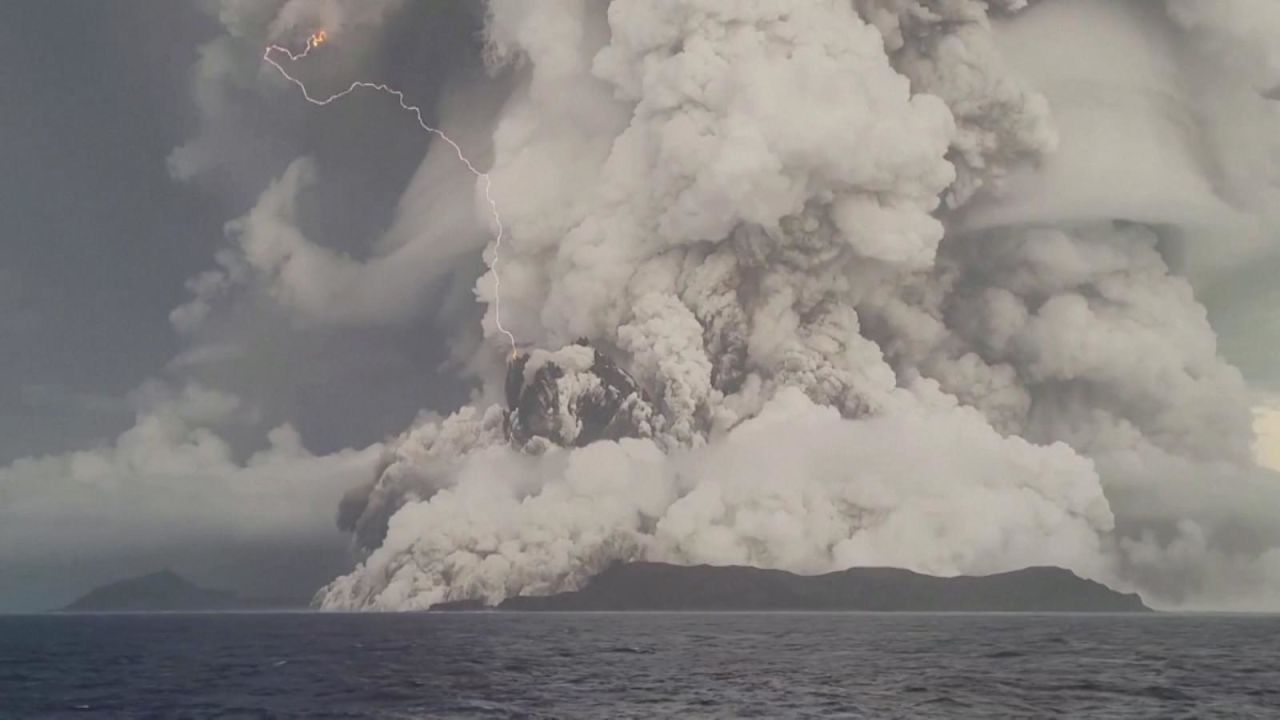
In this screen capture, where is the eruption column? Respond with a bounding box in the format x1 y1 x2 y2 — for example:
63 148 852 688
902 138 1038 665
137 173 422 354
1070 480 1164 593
263 32 518 353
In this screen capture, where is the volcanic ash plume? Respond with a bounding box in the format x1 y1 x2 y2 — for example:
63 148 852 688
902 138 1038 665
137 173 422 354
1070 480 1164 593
288 0 1280 610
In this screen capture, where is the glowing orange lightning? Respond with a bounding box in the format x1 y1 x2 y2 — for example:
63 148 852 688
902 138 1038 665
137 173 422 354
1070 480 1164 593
263 32 518 354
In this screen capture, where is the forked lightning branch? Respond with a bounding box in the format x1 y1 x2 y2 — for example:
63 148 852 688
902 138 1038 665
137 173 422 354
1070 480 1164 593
263 31 519 354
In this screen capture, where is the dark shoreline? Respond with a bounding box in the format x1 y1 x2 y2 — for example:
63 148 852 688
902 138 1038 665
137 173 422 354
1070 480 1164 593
52 562 1150 614
444 562 1151 613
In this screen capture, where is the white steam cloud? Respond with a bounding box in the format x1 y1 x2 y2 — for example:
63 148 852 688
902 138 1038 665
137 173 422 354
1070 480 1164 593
0 382 380 605
322 386 1114 610
312 0 1280 610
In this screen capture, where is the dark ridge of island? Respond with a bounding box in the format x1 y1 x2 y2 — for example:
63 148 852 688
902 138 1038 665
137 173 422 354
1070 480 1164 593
60 571 305 613
487 562 1150 613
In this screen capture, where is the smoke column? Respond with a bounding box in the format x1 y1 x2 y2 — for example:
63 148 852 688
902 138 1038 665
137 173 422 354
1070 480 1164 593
180 0 1280 611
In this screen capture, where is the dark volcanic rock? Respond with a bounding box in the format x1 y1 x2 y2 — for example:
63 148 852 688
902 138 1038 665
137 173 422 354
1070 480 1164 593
61 571 301 612
497 562 1150 612
505 340 654 450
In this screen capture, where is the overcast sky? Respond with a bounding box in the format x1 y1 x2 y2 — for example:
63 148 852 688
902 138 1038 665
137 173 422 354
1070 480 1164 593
1 2 220 462
0 1 486 466
0 0 488 611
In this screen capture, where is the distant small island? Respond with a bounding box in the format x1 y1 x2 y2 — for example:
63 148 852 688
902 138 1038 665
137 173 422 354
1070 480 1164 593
455 563 1149 612
61 571 303 613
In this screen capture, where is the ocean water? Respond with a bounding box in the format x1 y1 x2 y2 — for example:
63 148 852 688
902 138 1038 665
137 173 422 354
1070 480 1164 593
1 613 1278 718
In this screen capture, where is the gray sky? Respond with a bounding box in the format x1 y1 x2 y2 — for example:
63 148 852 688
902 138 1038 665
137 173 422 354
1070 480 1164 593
0 2 482 468
0 2 223 463
0 0 486 611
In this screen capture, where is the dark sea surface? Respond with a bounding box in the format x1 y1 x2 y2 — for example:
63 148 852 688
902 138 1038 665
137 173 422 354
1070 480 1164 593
2 612 1278 719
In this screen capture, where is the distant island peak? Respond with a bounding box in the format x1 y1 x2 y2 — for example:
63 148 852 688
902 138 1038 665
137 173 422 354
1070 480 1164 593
61 571 303 613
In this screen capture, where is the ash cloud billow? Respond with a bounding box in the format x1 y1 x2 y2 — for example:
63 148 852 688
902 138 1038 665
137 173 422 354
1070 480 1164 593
162 0 1280 611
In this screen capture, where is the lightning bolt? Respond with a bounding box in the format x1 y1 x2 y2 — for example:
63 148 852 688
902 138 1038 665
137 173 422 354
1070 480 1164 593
263 32 519 355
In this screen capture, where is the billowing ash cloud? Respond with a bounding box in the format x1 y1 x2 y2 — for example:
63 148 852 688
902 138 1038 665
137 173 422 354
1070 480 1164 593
323 385 1117 609
217 0 1273 612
